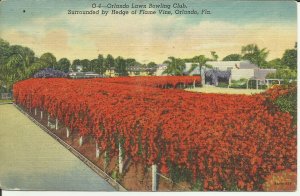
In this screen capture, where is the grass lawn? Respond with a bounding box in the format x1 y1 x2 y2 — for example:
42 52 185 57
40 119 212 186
0 99 13 103
185 85 265 95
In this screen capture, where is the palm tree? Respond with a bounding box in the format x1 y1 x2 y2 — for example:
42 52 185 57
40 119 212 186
241 44 269 67
210 51 218 61
162 57 185 76
191 55 211 84
40 52 57 69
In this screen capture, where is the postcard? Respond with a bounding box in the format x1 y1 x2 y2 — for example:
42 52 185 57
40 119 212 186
0 0 297 192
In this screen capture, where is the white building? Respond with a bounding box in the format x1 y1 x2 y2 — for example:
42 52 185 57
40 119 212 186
184 60 276 85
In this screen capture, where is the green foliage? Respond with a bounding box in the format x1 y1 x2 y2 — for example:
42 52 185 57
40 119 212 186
71 59 80 71
0 38 10 64
105 54 115 76
217 82 229 88
57 58 71 72
190 55 211 79
125 58 137 67
0 41 37 90
40 52 57 67
274 88 297 125
95 54 106 74
210 51 218 61
167 161 193 183
281 49 297 70
191 179 204 191
229 78 248 89
264 58 284 69
80 59 91 72
0 38 150 90
222 54 242 61
266 69 297 80
241 44 269 67
162 56 186 76
146 62 157 75
111 170 119 180
114 56 128 76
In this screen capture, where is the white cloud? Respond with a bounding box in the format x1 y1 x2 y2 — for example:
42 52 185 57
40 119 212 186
1 13 296 63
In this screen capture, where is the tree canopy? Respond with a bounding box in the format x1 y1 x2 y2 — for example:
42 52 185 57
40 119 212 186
222 54 242 61
162 57 186 76
282 49 297 70
241 44 269 67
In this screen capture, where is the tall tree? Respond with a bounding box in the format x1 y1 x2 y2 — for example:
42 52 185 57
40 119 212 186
222 54 242 61
162 57 185 76
281 48 297 70
266 58 283 69
115 56 128 76
1 45 35 89
241 44 269 67
80 59 90 72
40 52 57 69
94 54 106 74
72 59 81 71
125 58 137 67
90 59 98 73
0 38 10 66
192 55 211 83
57 58 71 72
210 51 218 61
105 54 114 77
146 62 157 75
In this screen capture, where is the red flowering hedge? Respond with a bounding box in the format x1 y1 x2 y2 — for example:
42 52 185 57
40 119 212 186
13 77 296 191
263 83 297 101
99 76 200 88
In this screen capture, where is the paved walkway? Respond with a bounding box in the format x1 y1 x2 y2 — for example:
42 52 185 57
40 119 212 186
0 104 115 191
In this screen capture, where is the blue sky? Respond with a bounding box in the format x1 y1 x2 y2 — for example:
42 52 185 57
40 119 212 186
0 0 297 63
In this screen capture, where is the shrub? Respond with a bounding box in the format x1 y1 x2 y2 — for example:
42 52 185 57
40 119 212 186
264 83 297 125
217 82 228 88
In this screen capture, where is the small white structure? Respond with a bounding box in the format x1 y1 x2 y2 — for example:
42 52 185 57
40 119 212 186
68 71 101 78
76 65 83 72
155 64 168 76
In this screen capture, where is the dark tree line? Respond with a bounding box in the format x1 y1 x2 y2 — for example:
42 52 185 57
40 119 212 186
0 38 158 91
0 37 297 91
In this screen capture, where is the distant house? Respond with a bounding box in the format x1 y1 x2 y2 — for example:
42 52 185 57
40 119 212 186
127 66 156 76
104 67 116 77
74 65 83 72
68 71 102 78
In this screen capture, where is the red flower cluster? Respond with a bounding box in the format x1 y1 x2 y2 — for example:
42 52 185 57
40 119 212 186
99 76 200 88
13 77 296 191
263 83 297 101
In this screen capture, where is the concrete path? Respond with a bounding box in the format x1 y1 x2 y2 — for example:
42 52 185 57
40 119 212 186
0 104 115 191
